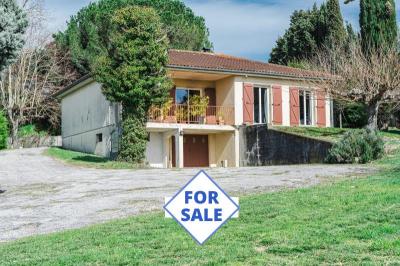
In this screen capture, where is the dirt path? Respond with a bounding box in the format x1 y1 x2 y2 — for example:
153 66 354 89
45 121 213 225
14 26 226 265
0 148 373 242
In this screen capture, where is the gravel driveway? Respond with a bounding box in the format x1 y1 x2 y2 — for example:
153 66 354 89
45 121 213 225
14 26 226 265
0 148 373 242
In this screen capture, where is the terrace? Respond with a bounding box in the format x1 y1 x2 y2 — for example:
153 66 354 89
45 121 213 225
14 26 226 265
148 104 235 125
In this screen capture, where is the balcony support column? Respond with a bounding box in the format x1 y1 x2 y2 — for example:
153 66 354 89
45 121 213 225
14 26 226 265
162 131 174 168
175 128 184 168
234 128 240 167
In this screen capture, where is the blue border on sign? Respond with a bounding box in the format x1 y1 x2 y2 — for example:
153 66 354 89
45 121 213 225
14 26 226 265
163 170 240 245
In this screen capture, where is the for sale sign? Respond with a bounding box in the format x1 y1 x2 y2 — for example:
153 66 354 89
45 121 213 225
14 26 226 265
164 170 239 245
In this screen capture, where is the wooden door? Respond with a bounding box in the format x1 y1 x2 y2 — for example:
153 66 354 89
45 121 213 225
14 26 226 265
184 135 209 167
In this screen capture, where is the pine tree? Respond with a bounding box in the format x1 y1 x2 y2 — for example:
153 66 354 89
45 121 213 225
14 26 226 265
0 0 27 72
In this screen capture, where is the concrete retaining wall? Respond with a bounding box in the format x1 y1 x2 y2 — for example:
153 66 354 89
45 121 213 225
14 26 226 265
239 125 333 166
9 136 62 149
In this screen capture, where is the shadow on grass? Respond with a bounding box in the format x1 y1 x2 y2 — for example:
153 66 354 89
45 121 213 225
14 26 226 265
71 155 110 164
304 128 348 137
386 129 400 136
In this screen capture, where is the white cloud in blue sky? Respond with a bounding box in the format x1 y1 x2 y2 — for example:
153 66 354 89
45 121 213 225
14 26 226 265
43 0 400 62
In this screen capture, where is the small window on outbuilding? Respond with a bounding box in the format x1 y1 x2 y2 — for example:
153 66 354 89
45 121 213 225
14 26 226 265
96 133 103 143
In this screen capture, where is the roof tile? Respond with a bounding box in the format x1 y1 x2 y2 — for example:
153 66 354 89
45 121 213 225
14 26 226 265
168 49 325 79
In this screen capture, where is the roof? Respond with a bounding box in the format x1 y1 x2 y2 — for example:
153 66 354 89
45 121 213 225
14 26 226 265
57 49 329 99
54 74 92 98
168 49 327 79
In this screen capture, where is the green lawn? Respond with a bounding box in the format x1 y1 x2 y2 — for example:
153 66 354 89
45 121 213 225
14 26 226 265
2 150 399 265
44 147 141 169
273 126 400 142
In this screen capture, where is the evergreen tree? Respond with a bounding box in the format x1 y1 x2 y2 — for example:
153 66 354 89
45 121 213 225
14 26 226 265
0 110 7 150
269 0 346 65
269 36 288 65
346 0 397 52
325 0 347 44
93 6 171 163
55 0 212 74
270 9 317 65
360 0 397 52
0 0 28 72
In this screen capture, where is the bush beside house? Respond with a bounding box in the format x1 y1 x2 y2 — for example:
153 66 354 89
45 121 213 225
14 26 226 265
0 111 8 150
326 129 384 164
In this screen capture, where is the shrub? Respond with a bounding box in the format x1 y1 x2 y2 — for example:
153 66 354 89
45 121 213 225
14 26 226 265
326 129 384 164
117 116 147 164
0 111 8 150
18 124 47 137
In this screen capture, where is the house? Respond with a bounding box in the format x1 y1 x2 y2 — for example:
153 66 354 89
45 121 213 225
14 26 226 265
56 50 333 168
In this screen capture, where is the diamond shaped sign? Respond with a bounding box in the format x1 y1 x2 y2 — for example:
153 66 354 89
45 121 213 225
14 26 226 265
164 170 239 245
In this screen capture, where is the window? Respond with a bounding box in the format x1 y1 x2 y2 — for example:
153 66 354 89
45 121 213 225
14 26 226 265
175 88 201 105
299 90 313 126
96 133 103 143
253 86 270 124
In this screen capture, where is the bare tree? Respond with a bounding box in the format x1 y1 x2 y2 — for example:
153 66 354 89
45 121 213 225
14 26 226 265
305 40 400 130
0 0 77 147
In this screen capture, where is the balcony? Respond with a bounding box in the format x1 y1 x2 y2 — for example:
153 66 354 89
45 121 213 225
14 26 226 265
148 104 235 125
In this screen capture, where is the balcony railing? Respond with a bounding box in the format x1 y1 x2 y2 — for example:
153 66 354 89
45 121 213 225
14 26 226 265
148 104 235 125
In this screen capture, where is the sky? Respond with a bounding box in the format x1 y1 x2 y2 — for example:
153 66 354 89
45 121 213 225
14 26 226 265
43 0 400 62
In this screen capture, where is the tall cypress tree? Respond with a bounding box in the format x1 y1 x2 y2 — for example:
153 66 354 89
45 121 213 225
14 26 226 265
325 0 347 44
361 0 397 51
346 0 397 52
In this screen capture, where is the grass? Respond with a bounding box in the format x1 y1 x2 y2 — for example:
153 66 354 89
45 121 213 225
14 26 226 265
2 150 400 264
44 147 141 169
273 126 400 142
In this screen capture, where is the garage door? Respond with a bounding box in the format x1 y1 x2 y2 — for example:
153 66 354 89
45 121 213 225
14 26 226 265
184 135 209 167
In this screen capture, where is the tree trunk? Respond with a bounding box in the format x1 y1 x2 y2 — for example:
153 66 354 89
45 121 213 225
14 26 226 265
366 102 380 130
10 121 19 149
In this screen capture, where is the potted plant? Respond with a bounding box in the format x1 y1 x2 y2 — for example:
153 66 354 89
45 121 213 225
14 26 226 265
189 95 209 124
161 98 174 122
217 110 225 125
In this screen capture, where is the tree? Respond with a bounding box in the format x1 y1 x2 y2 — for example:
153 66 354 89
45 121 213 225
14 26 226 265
345 0 397 52
0 0 71 147
269 1 346 65
93 6 171 163
270 9 317 65
0 110 7 150
269 0 347 65
325 0 347 44
0 47 67 147
55 0 212 74
307 41 400 130
0 0 28 72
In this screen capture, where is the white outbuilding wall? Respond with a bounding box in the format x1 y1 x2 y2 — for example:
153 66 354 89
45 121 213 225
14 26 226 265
61 81 119 157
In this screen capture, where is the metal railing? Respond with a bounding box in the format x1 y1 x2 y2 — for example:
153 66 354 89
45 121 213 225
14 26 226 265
148 104 235 125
